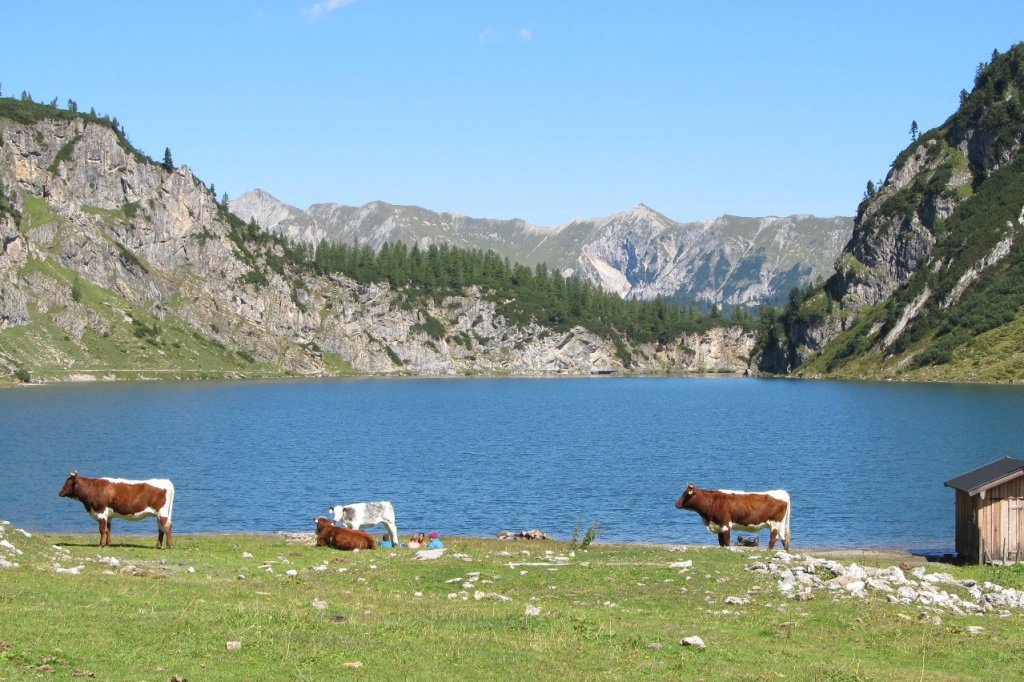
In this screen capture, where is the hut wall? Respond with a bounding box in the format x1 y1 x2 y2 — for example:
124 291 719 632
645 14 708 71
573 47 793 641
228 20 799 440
955 489 980 563
976 476 1024 564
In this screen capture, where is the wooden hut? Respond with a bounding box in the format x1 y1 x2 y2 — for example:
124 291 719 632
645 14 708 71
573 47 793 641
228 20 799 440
944 457 1024 564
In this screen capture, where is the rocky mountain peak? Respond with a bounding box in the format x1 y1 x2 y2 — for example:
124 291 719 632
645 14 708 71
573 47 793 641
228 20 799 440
231 190 852 309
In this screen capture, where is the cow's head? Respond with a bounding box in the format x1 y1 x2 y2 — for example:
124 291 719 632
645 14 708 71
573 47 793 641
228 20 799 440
314 516 334 534
675 482 698 509
59 471 79 498
327 505 350 522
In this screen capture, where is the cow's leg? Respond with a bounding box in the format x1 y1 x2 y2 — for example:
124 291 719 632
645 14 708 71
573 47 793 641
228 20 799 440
157 516 171 549
717 530 730 547
769 528 778 549
384 520 399 545
99 519 110 547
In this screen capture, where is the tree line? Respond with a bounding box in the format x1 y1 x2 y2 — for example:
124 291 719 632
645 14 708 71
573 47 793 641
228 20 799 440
311 240 751 347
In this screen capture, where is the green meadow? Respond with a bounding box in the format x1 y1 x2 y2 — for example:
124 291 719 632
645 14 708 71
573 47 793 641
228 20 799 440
1 529 1022 681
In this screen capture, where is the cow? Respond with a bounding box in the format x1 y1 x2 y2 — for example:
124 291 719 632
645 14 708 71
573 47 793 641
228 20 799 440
674 483 791 550
58 471 175 549
327 501 398 546
314 516 376 550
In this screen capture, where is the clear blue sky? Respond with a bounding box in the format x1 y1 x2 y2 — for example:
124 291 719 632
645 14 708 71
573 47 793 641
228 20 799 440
3 2 1023 226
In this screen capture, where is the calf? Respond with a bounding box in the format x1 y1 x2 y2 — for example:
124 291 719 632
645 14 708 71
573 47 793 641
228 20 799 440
58 471 175 549
675 482 791 550
314 516 376 550
328 501 398 545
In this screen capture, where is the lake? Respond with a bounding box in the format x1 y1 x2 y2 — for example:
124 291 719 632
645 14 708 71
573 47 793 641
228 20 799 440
2 377 1023 553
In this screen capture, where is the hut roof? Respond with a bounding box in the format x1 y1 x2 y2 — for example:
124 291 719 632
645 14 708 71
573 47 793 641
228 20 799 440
944 456 1024 496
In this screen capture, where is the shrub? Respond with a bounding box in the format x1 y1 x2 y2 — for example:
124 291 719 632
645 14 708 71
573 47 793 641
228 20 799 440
570 518 603 550
412 312 446 340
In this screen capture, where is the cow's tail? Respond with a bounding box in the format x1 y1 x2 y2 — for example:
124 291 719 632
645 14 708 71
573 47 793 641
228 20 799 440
782 493 791 551
164 481 175 524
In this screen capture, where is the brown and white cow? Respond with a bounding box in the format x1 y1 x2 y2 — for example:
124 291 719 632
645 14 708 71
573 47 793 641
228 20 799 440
674 483 791 550
314 516 376 550
58 471 175 549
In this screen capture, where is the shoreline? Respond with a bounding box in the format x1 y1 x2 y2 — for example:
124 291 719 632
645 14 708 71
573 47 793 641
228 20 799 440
30 527 955 565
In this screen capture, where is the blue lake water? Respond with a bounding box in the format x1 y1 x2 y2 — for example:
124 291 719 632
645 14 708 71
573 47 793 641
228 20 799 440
2 377 1023 552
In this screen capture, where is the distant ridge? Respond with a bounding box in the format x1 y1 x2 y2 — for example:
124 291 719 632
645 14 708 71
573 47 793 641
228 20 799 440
231 190 852 309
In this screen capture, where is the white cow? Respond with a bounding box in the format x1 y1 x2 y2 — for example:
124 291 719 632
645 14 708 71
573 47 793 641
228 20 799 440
328 501 398 545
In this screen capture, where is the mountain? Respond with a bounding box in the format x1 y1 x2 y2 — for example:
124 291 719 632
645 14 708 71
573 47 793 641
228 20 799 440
230 191 852 309
757 43 1024 382
0 98 754 382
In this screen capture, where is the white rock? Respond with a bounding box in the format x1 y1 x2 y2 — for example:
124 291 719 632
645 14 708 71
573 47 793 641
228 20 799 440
525 604 542 616
286 569 298 576
680 636 706 649
669 560 693 569
312 598 328 610
474 591 511 602
55 565 84 575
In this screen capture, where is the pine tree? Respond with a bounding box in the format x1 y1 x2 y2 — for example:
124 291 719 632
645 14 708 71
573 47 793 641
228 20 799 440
909 120 919 141
864 180 876 200
162 148 174 172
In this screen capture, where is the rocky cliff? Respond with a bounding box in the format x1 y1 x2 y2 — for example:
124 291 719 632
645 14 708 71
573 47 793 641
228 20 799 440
757 44 1024 380
230 192 852 310
0 100 755 382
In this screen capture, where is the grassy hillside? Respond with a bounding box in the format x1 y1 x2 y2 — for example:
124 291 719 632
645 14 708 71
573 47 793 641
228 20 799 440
765 44 1024 382
1 527 1021 680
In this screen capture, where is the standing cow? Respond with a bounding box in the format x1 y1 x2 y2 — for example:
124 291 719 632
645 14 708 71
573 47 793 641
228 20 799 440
675 482 791 550
328 501 398 546
58 471 175 549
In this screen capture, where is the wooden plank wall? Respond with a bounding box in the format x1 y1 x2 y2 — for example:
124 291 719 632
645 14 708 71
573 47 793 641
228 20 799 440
976 476 1024 563
956 489 979 563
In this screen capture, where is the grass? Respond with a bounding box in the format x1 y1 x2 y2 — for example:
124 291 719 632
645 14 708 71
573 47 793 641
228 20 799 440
1 528 1022 681
18 194 61 233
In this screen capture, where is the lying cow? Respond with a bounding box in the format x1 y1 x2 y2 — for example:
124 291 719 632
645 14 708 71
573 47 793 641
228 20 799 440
328 501 398 546
674 482 791 550
58 471 175 549
314 516 376 550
